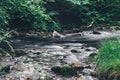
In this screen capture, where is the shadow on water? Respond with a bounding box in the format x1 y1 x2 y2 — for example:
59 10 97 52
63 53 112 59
7 35 119 49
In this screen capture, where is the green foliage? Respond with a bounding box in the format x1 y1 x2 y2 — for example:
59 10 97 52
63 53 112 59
0 30 14 56
0 0 60 31
68 0 120 24
96 39 120 80
45 0 120 28
51 66 77 76
0 8 9 28
0 0 120 31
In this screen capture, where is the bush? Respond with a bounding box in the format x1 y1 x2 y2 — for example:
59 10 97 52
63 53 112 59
0 0 60 31
0 29 14 57
0 0 120 31
96 39 120 80
0 7 9 28
45 0 120 29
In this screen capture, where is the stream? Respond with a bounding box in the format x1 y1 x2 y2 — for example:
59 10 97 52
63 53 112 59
0 31 120 80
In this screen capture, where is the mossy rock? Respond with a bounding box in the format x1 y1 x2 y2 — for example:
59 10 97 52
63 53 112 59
51 66 77 77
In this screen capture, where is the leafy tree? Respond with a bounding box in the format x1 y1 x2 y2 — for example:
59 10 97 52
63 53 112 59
45 0 120 29
0 0 60 31
0 0 120 31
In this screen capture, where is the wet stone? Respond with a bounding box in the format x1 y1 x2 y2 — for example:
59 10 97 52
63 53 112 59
62 43 83 47
76 74 84 78
85 48 91 51
71 49 81 53
43 45 63 49
48 51 68 56
82 69 94 75
84 65 91 69
89 52 97 57
86 47 97 51
15 50 27 57
92 31 101 34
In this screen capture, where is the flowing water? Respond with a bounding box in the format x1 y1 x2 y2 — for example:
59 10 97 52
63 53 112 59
5 36 98 80
1 31 120 80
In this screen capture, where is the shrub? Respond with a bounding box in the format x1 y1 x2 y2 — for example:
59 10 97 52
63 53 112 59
45 0 120 29
0 30 14 57
0 0 60 31
0 0 120 31
0 7 9 28
96 39 120 80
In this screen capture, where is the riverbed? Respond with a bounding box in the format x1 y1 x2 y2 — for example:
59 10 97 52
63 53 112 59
0 30 120 80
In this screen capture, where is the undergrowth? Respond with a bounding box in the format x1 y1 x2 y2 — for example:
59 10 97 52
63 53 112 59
96 39 120 80
0 30 14 57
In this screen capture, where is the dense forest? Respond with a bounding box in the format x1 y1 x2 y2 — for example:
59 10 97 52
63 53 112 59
0 0 120 80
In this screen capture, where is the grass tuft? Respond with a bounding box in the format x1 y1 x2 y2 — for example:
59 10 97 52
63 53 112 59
96 39 120 80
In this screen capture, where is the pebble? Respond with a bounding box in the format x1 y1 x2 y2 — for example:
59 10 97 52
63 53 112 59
71 49 79 53
76 74 83 78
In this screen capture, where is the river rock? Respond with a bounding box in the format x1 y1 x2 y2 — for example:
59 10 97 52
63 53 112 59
82 69 93 75
12 31 19 37
48 51 67 56
85 48 91 51
89 52 97 57
62 43 83 47
65 54 79 64
77 76 98 80
76 74 84 78
71 49 81 53
84 65 91 68
15 50 27 57
43 45 63 49
19 77 25 80
86 47 96 51
52 31 65 38
70 63 84 70
92 31 101 34
5 77 11 80
28 53 37 58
